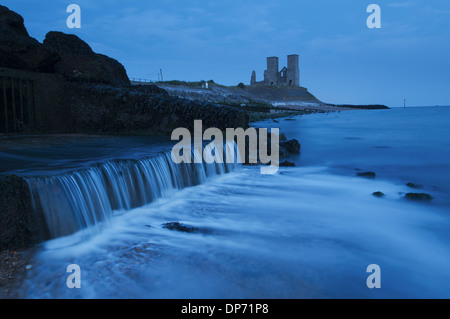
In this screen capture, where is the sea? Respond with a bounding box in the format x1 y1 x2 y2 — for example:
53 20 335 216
4 106 450 299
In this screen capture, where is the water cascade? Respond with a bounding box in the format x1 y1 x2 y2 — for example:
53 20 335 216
26 141 240 238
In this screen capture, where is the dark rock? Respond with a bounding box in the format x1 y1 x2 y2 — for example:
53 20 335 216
43 32 95 57
0 5 60 72
406 182 421 189
43 31 130 87
64 83 248 135
404 193 433 202
280 160 295 167
0 175 49 251
162 222 198 233
280 139 301 155
372 191 385 198
279 133 287 141
162 222 215 235
356 172 376 178
0 5 28 37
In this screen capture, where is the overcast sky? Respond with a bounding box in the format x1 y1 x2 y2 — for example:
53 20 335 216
3 0 450 107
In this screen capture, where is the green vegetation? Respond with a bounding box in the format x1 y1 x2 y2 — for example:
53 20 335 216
237 82 245 89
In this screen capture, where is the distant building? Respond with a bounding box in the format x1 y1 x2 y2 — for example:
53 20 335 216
250 55 300 87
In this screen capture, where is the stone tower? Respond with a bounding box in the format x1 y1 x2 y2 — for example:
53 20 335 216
250 55 300 87
250 71 256 86
266 57 279 86
250 54 300 87
286 54 299 87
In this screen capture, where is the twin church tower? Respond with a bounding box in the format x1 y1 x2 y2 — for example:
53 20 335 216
250 54 300 87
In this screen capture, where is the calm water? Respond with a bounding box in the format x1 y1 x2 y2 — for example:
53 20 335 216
0 135 174 176
10 107 450 298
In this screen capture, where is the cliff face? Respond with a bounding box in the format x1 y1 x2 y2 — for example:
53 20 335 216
43 31 130 87
0 5 248 135
0 5 60 73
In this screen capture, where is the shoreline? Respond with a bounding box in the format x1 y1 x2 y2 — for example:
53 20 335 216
0 248 35 299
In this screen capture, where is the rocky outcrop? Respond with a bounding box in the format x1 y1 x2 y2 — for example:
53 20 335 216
43 31 130 87
280 139 301 156
0 175 49 251
0 6 128 86
0 5 60 72
57 83 249 135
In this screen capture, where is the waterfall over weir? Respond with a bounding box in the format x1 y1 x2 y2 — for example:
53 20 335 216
26 141 240 239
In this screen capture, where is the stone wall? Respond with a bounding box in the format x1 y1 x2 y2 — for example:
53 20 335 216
0 175 49 250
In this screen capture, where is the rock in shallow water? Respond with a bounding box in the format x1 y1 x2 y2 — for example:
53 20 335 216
162 222 215 235
372 191 385 198
280 160 295 167
280 139 301 155
356 172 376 178
406 182 422 189
162 222 198 233
404 193 433 202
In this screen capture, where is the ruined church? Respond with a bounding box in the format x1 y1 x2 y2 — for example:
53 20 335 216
250 55 299 87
